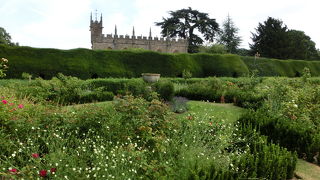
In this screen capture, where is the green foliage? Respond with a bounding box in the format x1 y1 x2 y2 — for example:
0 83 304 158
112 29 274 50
218 14 242 53
0 79 300 179
198 44 228 54
155 7 219 53
250 17 289 59
182 69 192 79
0 27 17 46
175 77 264 109
78 89 114 103
302 67 311 81
241 56 320 77
153 80 175 101
235 128 297 180
250 17 319 60
192 53 249 77
237 78 320 164
0 57 8 78
0 45 253 79
287 30 319 60
21 72 32 81
236 48 250 56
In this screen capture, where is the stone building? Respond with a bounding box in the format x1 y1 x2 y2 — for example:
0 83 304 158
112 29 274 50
90 13 188 53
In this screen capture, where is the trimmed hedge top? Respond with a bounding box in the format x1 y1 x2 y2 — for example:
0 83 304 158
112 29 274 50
1 45 320 79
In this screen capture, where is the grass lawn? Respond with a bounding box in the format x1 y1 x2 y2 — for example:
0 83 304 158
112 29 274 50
295 159 320 180
176 101 245 124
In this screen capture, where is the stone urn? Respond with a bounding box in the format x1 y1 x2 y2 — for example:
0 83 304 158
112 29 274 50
142 73 160 83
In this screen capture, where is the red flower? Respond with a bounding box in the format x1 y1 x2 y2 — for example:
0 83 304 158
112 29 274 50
8 168 18 174
32 153 40 158
39 169 47 177
2 100 8 104
18 104 24 109
50 168 57 173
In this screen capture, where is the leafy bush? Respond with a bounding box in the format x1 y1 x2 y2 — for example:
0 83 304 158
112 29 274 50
78 89 114 103
153 80 174 101
175 77 265 107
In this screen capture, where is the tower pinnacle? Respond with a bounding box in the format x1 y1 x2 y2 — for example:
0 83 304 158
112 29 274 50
132 26 135 37
95 9 98 21
149 27 152 37
115 25 117 36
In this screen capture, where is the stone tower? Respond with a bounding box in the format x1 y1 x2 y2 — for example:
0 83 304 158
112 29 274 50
89 12 103 47
89 13 188 53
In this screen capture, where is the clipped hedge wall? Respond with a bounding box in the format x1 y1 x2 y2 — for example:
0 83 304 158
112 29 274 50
0 45 248 79
241 56 320 77
2 45 320 79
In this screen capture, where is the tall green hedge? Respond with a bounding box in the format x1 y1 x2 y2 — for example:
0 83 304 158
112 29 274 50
1 45 320 79
241 56 320 77
0 45 248 79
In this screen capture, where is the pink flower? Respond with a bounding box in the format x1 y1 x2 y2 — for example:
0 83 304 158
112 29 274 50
8 168 18 174
50 168 57 173
32 153 40 158
18 104 24 109
9 103 14 106
2 100 8 104
39 169 47 177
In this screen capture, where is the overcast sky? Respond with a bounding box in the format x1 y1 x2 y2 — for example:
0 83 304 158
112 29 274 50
1 0 319 50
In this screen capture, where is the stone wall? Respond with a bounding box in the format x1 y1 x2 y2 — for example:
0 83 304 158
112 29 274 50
90 14 188 53
92 34 188 53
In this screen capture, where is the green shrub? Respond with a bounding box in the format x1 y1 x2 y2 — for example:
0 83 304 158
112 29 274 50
180 120 297 180
238 109 320 164
153 80 174 101
79 90 114 103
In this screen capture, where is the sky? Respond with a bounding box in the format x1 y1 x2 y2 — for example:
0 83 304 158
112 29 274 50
1 0 319 50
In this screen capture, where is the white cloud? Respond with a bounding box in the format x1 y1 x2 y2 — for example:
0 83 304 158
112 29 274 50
1 0 319 49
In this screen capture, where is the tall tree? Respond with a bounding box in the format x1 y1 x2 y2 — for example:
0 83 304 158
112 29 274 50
218 14 242 54
287 30 319 60
250 17 290 59
0 27 14 45
155 7 219 53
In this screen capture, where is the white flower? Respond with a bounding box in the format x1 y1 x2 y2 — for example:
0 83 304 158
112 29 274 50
293 104 298 108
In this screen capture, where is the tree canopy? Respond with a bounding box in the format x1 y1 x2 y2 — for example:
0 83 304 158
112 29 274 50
287 30 319 60
218 15 242 54
155 7 219 53
250 17 319 60
250 17 289 59
0 27 13 45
